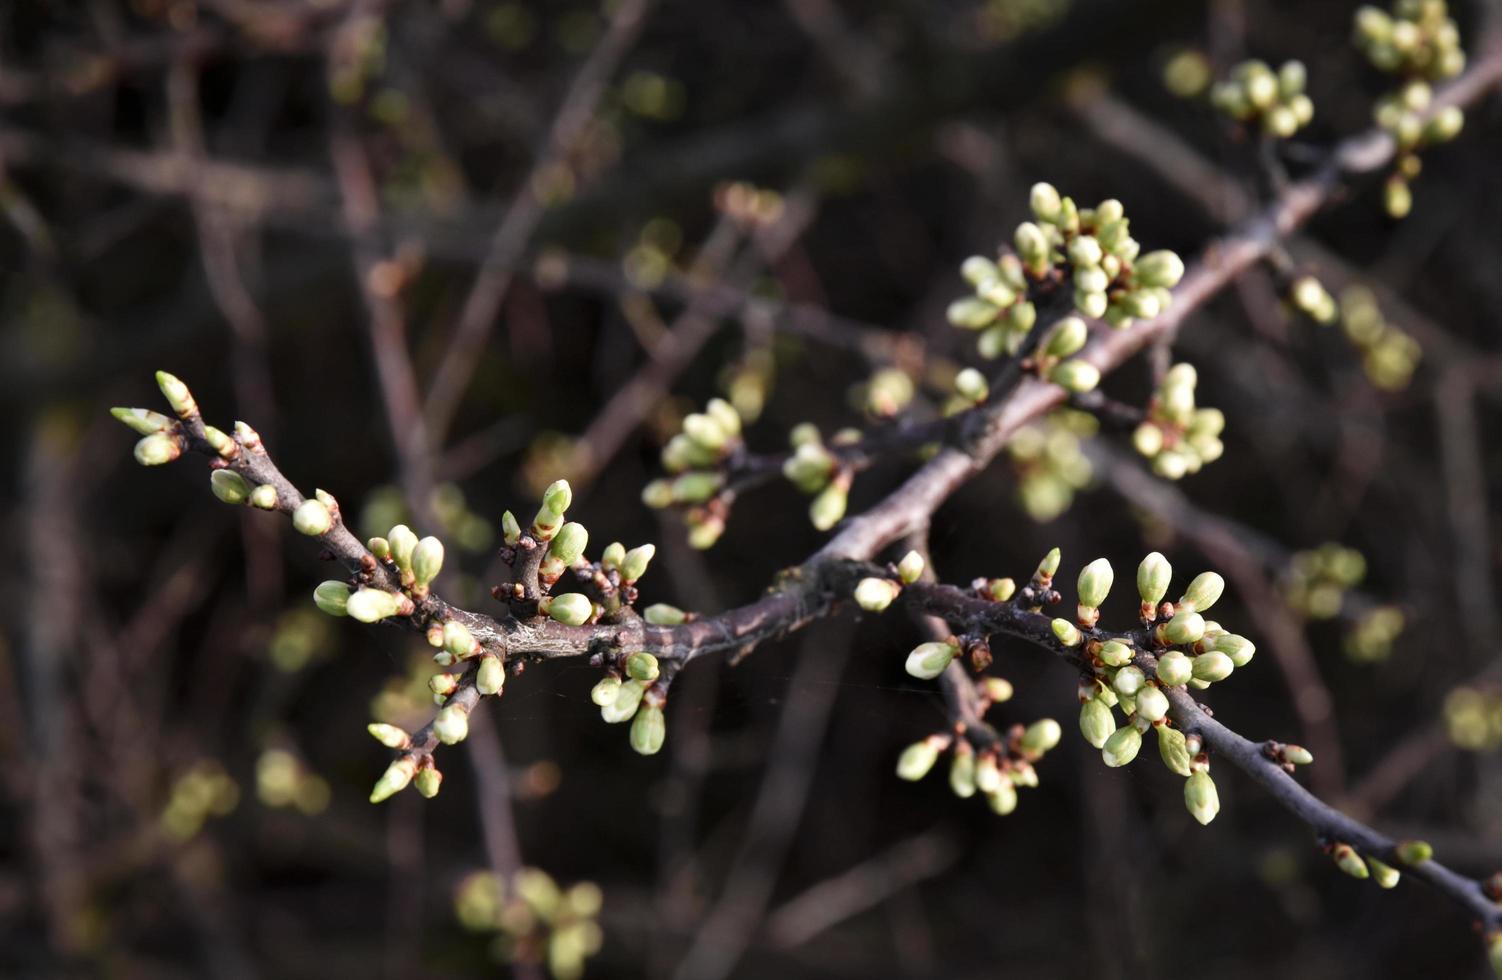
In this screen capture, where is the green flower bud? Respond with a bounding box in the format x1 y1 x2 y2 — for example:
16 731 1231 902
947 297 1002 330
1051 618 1083 647
1178 571 1225 613
1077 557 1114 609
1021 718 1063 754
387 525 417 570
1098 640 1134 667
1191 651 1234 683
112 406 175 435
905 641 956 680
428 672 459 698
249 484 277 510
547 523 589 568
644 603 686 625
986 780 1019 816
600 541 626 569
620 544 655 583
414 767 443 799
1030 182 1062 221
1155 650 1193 686
501 510 524 545
949 745 977 798
201 426 236 459
896 738 942 781
1068 235 1103 269
1184 770 1220 825
434 704 469 745
630 703 666 755
987 578 1017 601
682 413 729 452
1425 105 1464 143
1015 221 1051 272
1157 724 1192 776
1358 854 1398 889
1080 697 1117 748
210 469 252 505
1332 843 1369 879
155 370 198 418
367 723 410 749
1037 547 1062 580
443 620 477 658
1135 684 1170 722
412 536 445 587
313 580 351 616
1074 265 1110 295
369 758 417 803
541 479 572 517
1044 317 1089 360
961 255 999 286
1213 634 1256 667
982 677 1014 704
1049 360 1101 394
347 588 402 623
854 577 901 612
809 480 848 531
1385 175 1412 219
134 432 183 466
1102 725 1142 767
672 471 724 504
706 397 741 437
1113 665 1146 696
1395 840 1433 865
591 675 622 706
624 652 660 682
547 593 594 626
1163 610 1206 645
954 367 989 404
897 550 925 585
1135 250 1186 289
600 679 646 723
477 655 505 696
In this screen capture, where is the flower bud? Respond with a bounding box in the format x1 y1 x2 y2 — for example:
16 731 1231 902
896 737 943 781
1098 640 1133 667
854 577 901 612
1015 221 1051 272
905 641 956 680
591 675 622 706
682 413 729 452
983 677 1013 703
954 367 989 404
809 480 848 531
1157 724 1192 776
1036 547 1061 581
367 723 410 749
369 758 417 803
443 620 477 658
1113 665 1146 696
947 297 1001 330
1178 571 1225 613
948 744 977 798
1136 552 1172 606
313 580 351 616
1049 360 1101 394
541 479 572 517
1077 557 1114 609
1163 610 1206 645
974 753 1003 795
1331 842 1369 879
134 432 183 466
501 510 522 545
249 484 278 510
548 522 588 566
155 370 198 418
987 578 1017 601
625 652 660 682
1213 634 1256 667
1155 650 1193 686
414 768 443 799
1134 250 1185 289
644 604 686 626
601 679 646 723
413 536 445 587
1135 684 1170 722
434 704 469 745
1395 840 1432 865
382 526 415 572
1051 619 1083 647
1102 725 1142 767
1191 651 1234 683
347 588 402 623
600 541 626 570
476 655 505 695
112 406 175 435
1080 697 1116 748
620 544 655 582
210 469 252 505
547 593 594 626
429 672 459 698
896 550 925 585
630 703 666 755
986 780 1019 816
1068 235 1103 268
1030 182 1062 221
1021 718 1062 755
1184 770 1220 825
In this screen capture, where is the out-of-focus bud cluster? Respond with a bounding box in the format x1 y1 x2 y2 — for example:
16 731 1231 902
1210 60 1315 137
1282 543 1367 619
255 748 331 815
853 367 917 419
946 250 1037 359
160 760 240 842
719 347 776 424
360 482 494 555
641 398 743 548
1442 686 1502 751
1005 409 1096 522
267 606 335 673
1340 286 1421 390
1131 363 1224 479
780 423 858 533
1035 316 1101 394
454 868 603 980
1344 605 1406 663
975 0 1072 45
1354 1 1466 217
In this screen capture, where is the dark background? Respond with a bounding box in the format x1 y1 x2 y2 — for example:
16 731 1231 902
2 0 1501 977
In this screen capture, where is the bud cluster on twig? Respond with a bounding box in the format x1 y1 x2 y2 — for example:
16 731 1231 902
1130 363 1224 480
1211 60 1315 138
454 867 603 980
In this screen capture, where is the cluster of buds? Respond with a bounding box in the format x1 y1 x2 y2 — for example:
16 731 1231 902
255 747 331 816
1442 686 1502 751
1282 542 1367 619
781 423 858 532
1005 409 1095 522
896 701 1061 818
454 867 603 980
1345 605 1406 664
160 760 239 843
1131 363 1224 479
1354 1 1466 217
1033 315 1100 394
946 251 1038 360
852 550 926 615
641 399 743 548
1341 286 1422 390
590 650 670 756
1326 840 1412 891
1210 60 1315 138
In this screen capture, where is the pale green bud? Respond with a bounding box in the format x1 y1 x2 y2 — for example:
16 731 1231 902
433 704 469 745
369 758 417 803
1424 105 1464 143
643 604 686 625
682 413 729 452
313 580 351 617
625 652 660 682
367 723 410 749
541 479 572 516
1178 571 1225 613
986 779 1019 816
412 536 445 587
249 484 277 510
387 524 418 570
620 544 655 583
134 432 183 466
443 620 477 658
809 480 848 531
1029 182 1062 221
414 768 443 799
896 738 942 781
1036 547 1061 580
601 679 647 723
945 744 976 798
1021 718 1062 754
1395 840 1432 865
1051 618 1083 647
1157 724 1192 776
547 593 594 626
987 578 1017 601
347 588 402 623
1135 684 1170 722
111 406 174 435
1163 610 1206 645
1068 235 1103 269
498 512 521 547
476 655 505 695
1044 317 1089 359
1015 221 1051 270
428 673 459 698
1155 650 1193 686
1102 725 1142 767
1113 665 1146 696
1098 640 1133 667
210 469 252 505
1184 770 1220 825
591 675 621 706
630 703 666 755
1191 651 1234 683
897 550 925 585
1077 557 1114 609
905 641 955 680
203 426 236 458
1213 634 1256 667
954 367 989 405
155 370 198 418
1359 855 1397 888
1135 250 1185 289
961 255 999 286
1283 744 1313 766
1049 360 1100 394
1080 697 1116 748
854 577 901 612
601 541 626 569
706 397 742 437
1332 843 1369 878
548 523 589 567
1118 289 1160 320
672 471 723 504
1278 60 1307 99
947 297 1001 330
1074 265 1110 295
